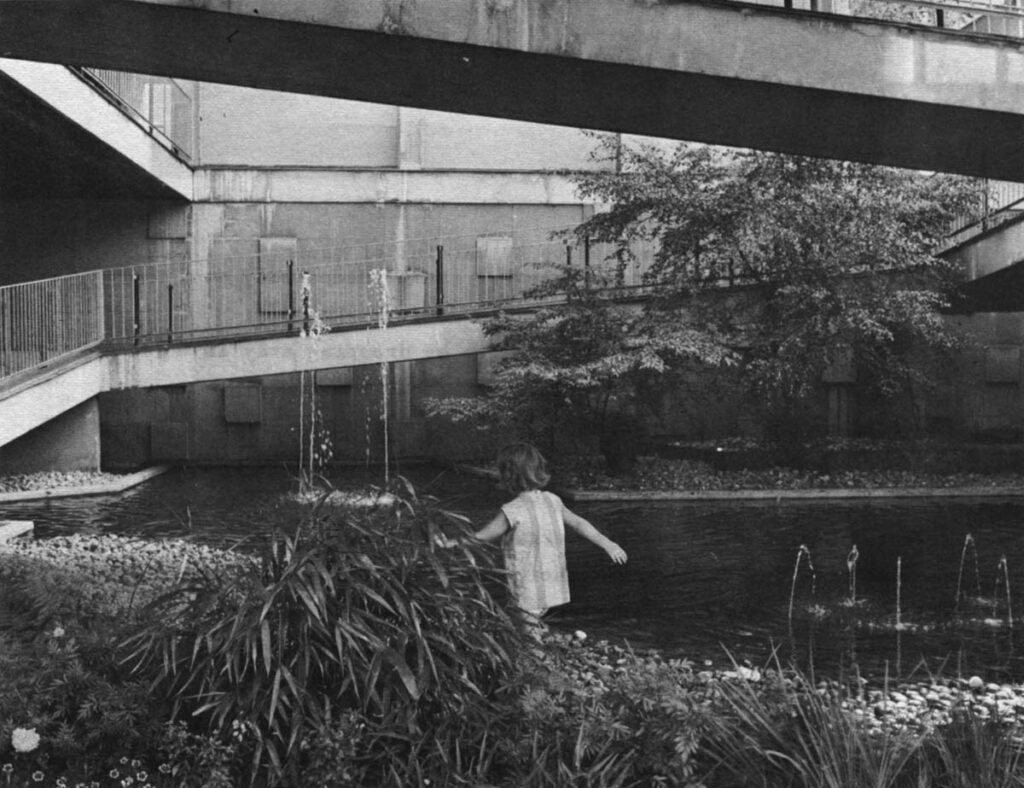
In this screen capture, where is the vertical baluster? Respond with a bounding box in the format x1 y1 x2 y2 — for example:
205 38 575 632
132 273 140 346
435 245 445 317
287 259 295 333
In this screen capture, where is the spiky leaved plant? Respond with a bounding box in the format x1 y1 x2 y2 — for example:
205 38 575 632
121 480 522 786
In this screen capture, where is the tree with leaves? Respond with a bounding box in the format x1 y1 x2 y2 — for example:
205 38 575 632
569 136 978 444
426 258 733 471
428 136 977 467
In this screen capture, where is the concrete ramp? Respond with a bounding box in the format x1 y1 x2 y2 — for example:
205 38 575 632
0 318 491 446
0 58 192 198
4 0 1024 178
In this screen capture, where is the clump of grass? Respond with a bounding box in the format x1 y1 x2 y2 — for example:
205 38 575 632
122 481 522 786
702 668 923 787
696 663 1024 787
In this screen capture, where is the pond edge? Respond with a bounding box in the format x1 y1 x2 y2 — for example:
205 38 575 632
0 465 172 503
452 464 1024 503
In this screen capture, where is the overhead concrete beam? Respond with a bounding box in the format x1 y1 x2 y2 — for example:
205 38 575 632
194 168 581 204
4 0 1024 179
0 58 192 198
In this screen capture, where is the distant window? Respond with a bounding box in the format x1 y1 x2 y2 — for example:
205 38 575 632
476 236 514 277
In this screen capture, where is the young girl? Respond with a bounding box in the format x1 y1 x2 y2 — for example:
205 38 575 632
438 442 627 622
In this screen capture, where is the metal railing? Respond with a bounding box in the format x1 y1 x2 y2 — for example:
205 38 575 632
96 233 657 353
17 201 1015 387
0 271 105 379
944 180 1024 248
74 68 193 160
0 228 657 384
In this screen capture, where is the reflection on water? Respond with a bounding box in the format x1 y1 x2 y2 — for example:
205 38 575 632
557 496 1024 682
5 466 1024 682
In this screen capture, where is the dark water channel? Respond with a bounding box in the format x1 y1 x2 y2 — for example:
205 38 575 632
5 465 1024 683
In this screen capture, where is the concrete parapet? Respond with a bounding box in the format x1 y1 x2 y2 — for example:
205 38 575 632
0 521 33 542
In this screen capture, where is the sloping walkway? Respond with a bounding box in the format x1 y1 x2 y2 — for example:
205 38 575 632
1 314 492 446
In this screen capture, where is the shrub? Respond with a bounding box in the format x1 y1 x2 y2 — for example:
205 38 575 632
0 536 254 785
0 628 163 779
122 483 523 785
918 714 1024 788
500 636 713 787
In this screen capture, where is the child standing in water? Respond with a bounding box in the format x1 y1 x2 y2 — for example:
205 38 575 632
438 442 627 623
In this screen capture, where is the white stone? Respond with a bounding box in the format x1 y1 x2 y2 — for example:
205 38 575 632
0 521 33 542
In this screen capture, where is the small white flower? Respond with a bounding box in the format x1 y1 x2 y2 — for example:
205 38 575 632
51 625 65 638
11 727 40 753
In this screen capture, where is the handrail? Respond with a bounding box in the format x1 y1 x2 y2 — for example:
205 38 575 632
0 229 657 385
0 271 105 380
72 67 193 161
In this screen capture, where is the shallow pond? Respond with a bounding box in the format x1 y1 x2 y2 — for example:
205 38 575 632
5 465 1024 683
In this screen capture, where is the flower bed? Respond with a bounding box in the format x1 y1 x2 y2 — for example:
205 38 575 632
0 535 250 787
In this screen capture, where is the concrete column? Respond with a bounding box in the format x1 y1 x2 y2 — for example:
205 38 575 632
397 106 423 171
0 398 101 473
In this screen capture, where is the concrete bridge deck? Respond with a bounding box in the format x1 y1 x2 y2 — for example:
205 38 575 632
4 0 1024 179
0 315 493 447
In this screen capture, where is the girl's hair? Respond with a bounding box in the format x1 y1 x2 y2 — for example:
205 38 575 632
496 442 550 492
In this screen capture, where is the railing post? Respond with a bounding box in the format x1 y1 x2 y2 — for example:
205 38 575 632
565 243 572 268
982 179 991 232
287 259 295 332
435 245 445 316
132 273 140 346
583 237 591 290
302 271 311 335
0 289 6 378
167 284 174 344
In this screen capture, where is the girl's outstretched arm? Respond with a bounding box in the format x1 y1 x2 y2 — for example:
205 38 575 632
562 506 627 564
436 511 509 548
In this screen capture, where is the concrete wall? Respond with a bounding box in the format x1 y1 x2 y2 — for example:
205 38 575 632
186 201 589 330
191 202 587 258
196 84 600 170
97 354 491 469
0 199 188 284
943 312 1024 441
0 398 100 473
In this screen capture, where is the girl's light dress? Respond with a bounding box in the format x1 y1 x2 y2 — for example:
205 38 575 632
500 489 570 616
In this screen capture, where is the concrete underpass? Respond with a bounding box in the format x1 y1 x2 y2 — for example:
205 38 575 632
4 0 1024 179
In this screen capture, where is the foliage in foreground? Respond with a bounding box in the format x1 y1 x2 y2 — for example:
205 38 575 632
7 507 1024 786
0 536 249 786
701 668 1024 788
122 483 522 785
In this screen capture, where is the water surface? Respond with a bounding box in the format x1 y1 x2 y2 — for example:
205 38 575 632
5 466 1024 682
